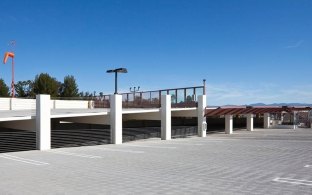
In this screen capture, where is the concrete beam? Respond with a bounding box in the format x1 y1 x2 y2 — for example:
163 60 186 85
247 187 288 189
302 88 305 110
197 95 207 137
161 95 171 140
0 119 35 131
60 115 110 125
247 114 254 131
264 113 270 129
171 109 197 117
110 94 122 144
36 95 51 150
225 114 233 134
123 112 160 121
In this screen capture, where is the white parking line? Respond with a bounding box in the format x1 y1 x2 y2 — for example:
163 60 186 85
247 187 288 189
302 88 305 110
162 143 203 146
273 177 312 186
93 147 145 154
304 165 311 168
0 154 49 166
126 144 177 149
170 139 223 143
48 150 102 159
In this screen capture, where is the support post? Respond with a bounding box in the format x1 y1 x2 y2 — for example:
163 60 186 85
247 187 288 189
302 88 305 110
225 114 233 134
36 94 51 150
110 94 122 144
293 111 297 129
247 114 254 131
197 95 207 137
264 113 270 129
161 95 171 140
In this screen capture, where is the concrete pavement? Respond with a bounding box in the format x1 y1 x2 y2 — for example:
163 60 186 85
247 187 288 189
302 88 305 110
0 128 311 194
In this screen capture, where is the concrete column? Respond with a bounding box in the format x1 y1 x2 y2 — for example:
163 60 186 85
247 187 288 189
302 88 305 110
246 114 254 131
225 115 233 134
161 95 171 140
293 111 297 129
197 95 207 137
9 98 13 110
264 113 270 129
110 94 122 144
36 95 51 150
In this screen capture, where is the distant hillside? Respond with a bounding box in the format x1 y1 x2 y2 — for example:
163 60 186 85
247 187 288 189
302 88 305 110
249 103 312 107
220 103 312 107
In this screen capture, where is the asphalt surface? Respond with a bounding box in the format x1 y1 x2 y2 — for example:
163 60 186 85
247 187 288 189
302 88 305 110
0 128 311 194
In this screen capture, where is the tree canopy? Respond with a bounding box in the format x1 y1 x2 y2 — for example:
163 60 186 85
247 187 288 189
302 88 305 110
33 73 60 97
60 75 79 97
0 79 10 97
14 80 34 97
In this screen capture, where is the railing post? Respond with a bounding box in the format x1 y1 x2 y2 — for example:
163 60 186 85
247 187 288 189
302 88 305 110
175 89 178 104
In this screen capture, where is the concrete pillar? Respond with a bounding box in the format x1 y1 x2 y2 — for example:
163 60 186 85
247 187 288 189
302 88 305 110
110 94 122 144
197 95 207 137
161 95 171 140
247 114 254 131
36 95 51 150
264 113 270 129
293 111 297 129
225 115 233 134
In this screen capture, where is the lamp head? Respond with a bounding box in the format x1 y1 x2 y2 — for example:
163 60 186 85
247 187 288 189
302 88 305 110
106 68 128 73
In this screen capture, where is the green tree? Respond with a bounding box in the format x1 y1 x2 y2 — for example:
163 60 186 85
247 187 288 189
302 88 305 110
186 95 193 102
60 75 79 97
33 73 60 97
0 79 9 97
14 80 34 97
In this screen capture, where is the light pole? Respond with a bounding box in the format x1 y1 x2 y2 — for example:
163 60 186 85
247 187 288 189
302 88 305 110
106 68 128 94
130 86 140 104
130 86 140 94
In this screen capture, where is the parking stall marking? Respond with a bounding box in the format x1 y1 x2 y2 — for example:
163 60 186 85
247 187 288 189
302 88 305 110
92 147 145 154
304 165 311 168
125 144 177 149
0 154 49 166
273 177 312 186
173 140 223 144
161 142 203 146
48 150 103 159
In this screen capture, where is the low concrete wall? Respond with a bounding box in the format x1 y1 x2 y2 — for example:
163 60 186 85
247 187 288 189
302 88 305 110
11 98 36 110
0 98 11 110
52 100 89 109
0 98 90 110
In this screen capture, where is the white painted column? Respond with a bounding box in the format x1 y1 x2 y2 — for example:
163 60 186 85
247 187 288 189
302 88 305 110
247 114 254 131
110 94 122 144
161 95 171 140
197 95 207 137
280 113 284 125
36 95 51 150
264 113 270 129
225 115 233 134
293 111 297 129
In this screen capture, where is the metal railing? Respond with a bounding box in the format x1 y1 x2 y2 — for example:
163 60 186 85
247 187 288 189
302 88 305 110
94 85 205 108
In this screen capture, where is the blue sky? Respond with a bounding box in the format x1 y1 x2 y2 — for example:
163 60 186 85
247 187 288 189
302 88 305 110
0 0 311 105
